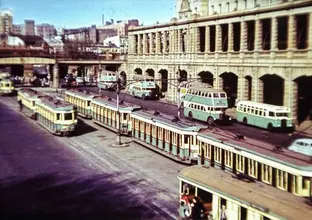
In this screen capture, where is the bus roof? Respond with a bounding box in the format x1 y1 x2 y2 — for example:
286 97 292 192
237 101 290 112
132 75 154 81
198 128 312 168
178 166 312 220
188 87 225 93
181 81 213 88
65 89 99 100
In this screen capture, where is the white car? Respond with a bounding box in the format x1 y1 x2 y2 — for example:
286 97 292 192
76 77 84 86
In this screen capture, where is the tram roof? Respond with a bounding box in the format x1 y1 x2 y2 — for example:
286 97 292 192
198 128 312 168
131 109 206 131
92 96 141 111
65 89 99 99
18 88 46 98
237 101 290 111
38 95 75 111
178 166 312 220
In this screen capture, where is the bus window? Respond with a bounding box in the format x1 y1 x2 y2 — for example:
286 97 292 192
276 113 289 117
269 112 275 117
213 93 219 98
208 93 212 98
220 93 226 98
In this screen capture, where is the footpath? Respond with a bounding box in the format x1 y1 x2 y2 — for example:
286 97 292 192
34 87 312 137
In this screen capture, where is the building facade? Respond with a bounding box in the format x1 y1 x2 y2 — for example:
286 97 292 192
23 20 35 35
0 9 13 33
122 0 312 123
35 23 56 38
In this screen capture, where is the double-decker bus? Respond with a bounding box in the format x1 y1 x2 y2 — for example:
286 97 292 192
98 70 117 91
179 81 212 100
128 75 159 100
236 101 294 130
182 87 230 125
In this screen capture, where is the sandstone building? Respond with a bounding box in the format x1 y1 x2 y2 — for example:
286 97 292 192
122 0 312 123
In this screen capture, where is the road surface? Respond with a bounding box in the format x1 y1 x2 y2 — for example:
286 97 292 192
0 96 185 219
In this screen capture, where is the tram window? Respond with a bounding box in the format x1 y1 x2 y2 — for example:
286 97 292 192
87 101 91 106
64 113 72 120
123 114 127 120
32 101 35 106
56 113 61 120
184 135 189 144
269 112 274 117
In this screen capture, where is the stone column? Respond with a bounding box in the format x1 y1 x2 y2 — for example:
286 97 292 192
237 74 245 102
169 30 174 53
284 75 298 123
137 34 142 54
52 63 59 88
288 15 296 50
195 26 200 52
308 13 312 57
186 28 191 53
129 35 136 54
177 29 182 53
271 17 278 51
254 19 262 54
251 76 263 103
162 31 166 54
205 26 210 52
142 33 147 54
149 33 153 54
155 32 161 54
215 24 222 52
228 23 234 52
240 21 247 52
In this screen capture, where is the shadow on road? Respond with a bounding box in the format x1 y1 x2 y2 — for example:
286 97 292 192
0 173 158 220
73 119 98 136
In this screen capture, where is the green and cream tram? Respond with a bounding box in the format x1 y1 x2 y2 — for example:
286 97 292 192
17 88 45 118
0 78 15 95
65 89 99 119
35 96 78 136
178 166 312 220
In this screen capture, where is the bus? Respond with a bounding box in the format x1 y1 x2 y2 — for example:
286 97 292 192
182 87 230 125
98 70 117 91
236 101 294 130
128 75 159 100
179 81 212 100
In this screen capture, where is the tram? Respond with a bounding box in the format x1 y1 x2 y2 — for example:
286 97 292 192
35 96 78 136
178 166 312 220
17 88 45 118
64 89 100 119
0 78 15 95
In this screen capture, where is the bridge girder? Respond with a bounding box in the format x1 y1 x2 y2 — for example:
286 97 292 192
0 57 56 65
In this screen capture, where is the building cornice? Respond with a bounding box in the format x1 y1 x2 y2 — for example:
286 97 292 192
129 0 312 32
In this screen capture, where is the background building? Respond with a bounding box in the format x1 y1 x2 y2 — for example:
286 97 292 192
0 9 13 33
35 23 56 38
122 0 312 123
23 20 35 35
12 24 22 34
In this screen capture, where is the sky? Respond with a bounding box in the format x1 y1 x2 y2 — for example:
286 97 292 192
2 0 176 28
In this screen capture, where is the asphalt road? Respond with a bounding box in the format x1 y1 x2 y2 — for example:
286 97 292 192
78 86 310 146
0 96 185 220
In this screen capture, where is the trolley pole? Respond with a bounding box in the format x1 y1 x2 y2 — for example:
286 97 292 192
177 83 181 120
115 71 121 146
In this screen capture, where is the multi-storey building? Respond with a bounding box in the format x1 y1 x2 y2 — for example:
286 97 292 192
12 24 22 35
23 20 35 35
123 0 312 123
0 9 13 33
35 23 56 38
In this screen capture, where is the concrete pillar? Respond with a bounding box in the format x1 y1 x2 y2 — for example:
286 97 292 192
137 34 142 54
271 17 278 51
226 200 240 220
205 26 210 52
212 194 220 219
216 24 222 52
240 21 247 52
228 23 234 52
155 32 161 54
247 208 261 220
284 76 298 122
52 63 59 88
149 33 153 54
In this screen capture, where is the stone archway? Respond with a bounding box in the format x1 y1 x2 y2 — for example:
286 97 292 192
260 74 284 106
146 68 155 78
178 69 188 82
220 72 238 108
159 69 168 92
134 68 142 75
120 71 127 87
244 76 252 101
198 71 214 86
295 76 312 122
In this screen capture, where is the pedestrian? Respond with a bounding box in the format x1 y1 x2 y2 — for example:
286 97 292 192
178 200 190 220
220 205 227 220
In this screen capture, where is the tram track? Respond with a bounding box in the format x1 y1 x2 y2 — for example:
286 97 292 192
1 95 181 219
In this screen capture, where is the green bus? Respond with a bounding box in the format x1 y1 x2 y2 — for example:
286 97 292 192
128 75 159 100
182 87 230 125
236 101 294 130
